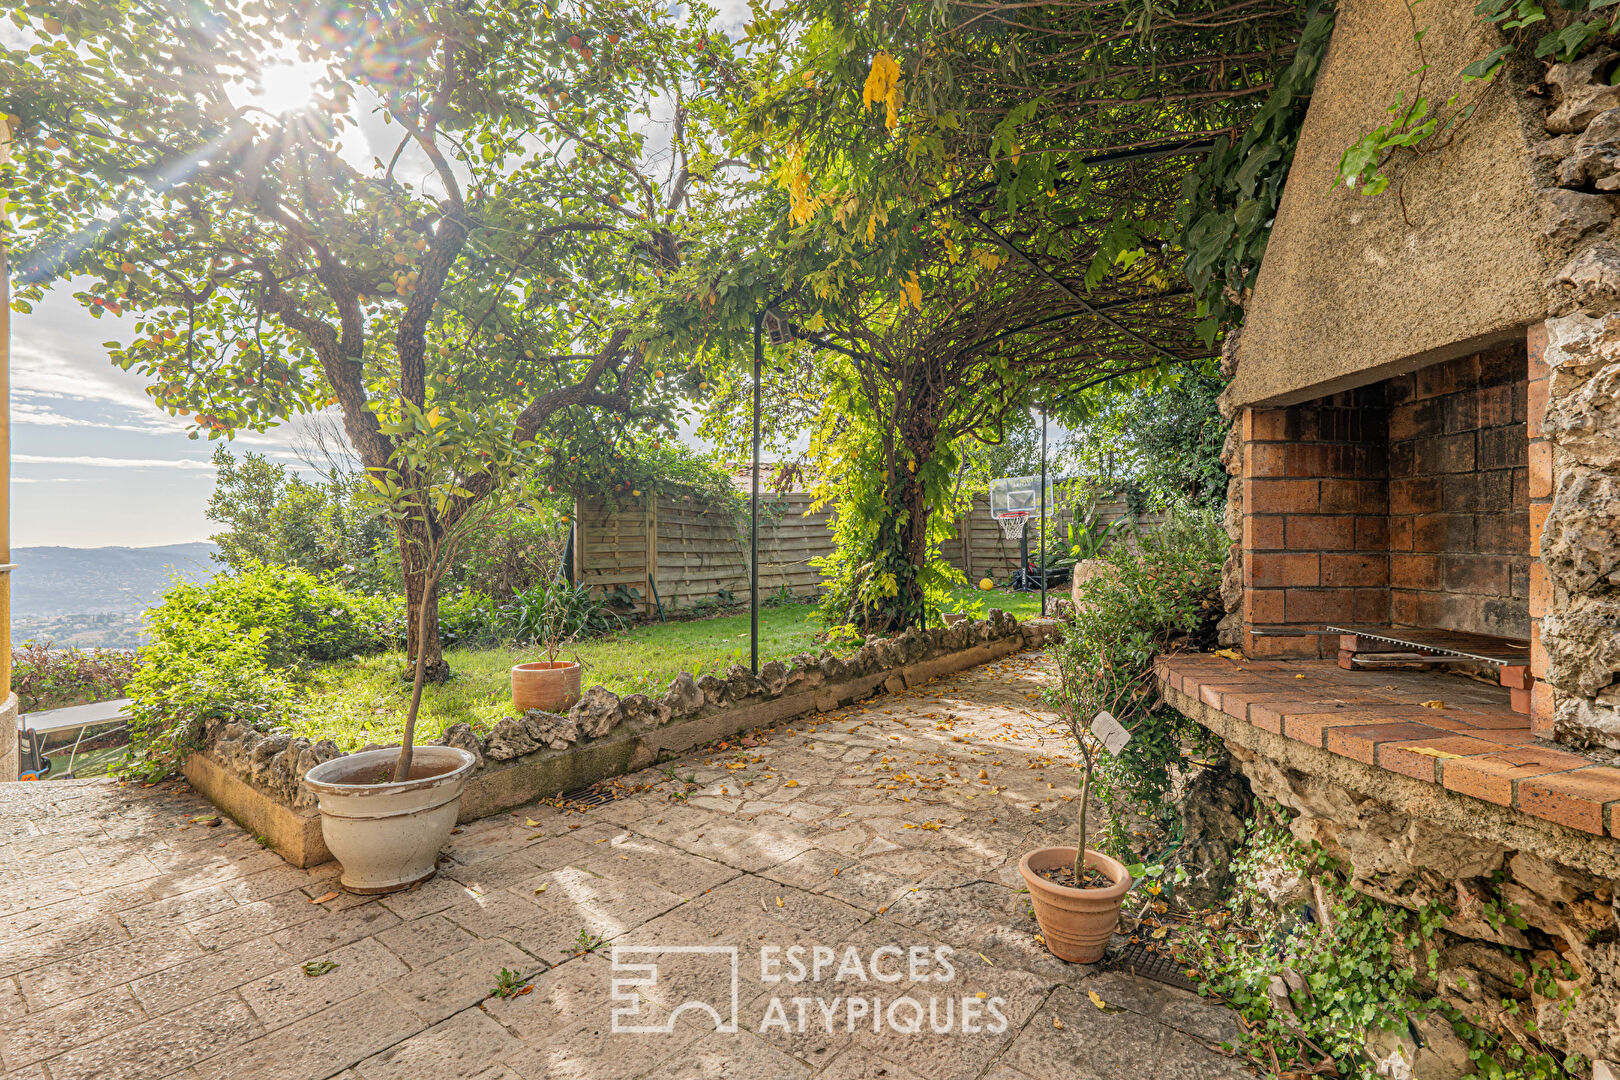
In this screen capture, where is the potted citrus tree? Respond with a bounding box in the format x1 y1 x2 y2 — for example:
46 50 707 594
1019 641 1134 962
304 404 521 893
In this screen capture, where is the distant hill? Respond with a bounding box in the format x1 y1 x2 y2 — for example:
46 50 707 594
11 543 219 647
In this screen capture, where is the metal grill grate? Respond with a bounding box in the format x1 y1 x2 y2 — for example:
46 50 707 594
1102 942 1200 993
557 785 618 808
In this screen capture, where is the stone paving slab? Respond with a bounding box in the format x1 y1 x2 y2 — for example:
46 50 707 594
0 652 1253 1080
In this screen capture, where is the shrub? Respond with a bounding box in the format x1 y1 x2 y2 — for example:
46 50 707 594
122 618 300 781
503 581 625 656
1046 504 1226 856
146 563 394 668
123 565 392 778
438 590 507 648
12 641 139 712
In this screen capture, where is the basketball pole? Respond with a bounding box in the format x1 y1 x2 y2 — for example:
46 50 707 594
1039 404 1047 618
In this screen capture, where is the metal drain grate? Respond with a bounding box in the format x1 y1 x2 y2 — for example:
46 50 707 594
1102 942 1199 993
557 785 618 808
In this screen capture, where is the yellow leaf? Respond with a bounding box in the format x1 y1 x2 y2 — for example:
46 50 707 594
425 406 444 428
1088 991 1107 1010
1408 745 1462 759
784 779 799 788
525 818 540 826
862 51 902 114
775 896 785 908
1213 648 1244 661
534 883 549 893
1420 700 1446 709
1151 926 1167 939
900 272 922 311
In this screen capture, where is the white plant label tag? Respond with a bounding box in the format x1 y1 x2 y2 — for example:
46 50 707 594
1090 711 1132 756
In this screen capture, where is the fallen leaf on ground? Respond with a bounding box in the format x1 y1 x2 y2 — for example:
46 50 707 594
525 818 541 826
302 960 337 977
1420 700 1445 709
1088 991 1107 1009
310 892 339 904
534 883 550 893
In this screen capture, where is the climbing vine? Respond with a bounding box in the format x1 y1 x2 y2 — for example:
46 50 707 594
1180 809 1587 1080
1176 11 1337 339
1340 0 1620 196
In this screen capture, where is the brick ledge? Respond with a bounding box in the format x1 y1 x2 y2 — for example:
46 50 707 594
1157 654 1620 877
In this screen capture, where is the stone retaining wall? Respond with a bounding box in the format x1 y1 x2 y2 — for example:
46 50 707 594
1163 672 1620 1069
187 612 1054 866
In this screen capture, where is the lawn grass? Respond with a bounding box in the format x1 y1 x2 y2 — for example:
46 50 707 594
296 585 1052 751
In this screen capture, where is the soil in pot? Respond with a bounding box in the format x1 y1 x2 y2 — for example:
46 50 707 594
1019 847 1131 965
1036 863 1113 890
317 755 465 786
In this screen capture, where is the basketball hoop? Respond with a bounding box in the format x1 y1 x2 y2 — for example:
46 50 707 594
996 510 1030 540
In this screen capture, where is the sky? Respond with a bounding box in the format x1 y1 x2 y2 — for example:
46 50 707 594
3 2 758 551
9 289 307 548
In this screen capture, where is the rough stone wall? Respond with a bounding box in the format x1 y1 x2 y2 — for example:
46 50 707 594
1226 741 1620 1066
199 611 1040 810
1536 52 1620 753
1535 314 1620 752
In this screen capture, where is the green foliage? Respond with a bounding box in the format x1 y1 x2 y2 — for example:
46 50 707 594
1067 368 1232 511
1 0 732 668
1340 0 1615 199
504 581 626 661
11 640 138 713
1176 11 1336 335
1047 507 1226 856
122 618 301 781
207 447 395 592
809 374 968 638
1185 810 1580 1080
146 564 393 668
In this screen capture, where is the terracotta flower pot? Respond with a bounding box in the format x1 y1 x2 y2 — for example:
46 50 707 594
1019 846 1132 964
512 660 582 713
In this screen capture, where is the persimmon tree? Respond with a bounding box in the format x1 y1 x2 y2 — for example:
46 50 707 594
1 0 735 677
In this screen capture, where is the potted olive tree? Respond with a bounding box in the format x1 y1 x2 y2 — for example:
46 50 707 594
1019 641 1135 962
509 582 601 713
304 404 522 893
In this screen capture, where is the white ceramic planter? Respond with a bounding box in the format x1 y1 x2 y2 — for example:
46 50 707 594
303 746 477 894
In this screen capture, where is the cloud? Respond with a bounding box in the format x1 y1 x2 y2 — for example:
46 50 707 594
13 454 217 471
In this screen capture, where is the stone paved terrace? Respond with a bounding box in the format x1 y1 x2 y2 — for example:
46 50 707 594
0 654 1251 1080
1157 653 1620 837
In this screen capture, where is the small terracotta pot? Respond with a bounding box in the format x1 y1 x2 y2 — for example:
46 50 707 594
511 660 582 713
1019 846 1132 964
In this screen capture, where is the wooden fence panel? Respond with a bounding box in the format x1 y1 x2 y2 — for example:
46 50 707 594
577 489 1161 613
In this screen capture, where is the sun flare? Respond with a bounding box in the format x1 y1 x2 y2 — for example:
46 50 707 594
244 57 326 116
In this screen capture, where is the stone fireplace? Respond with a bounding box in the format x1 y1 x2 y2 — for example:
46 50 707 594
1231 339 1539 694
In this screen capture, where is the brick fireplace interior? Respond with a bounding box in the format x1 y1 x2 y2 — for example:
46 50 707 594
1238 339 1536 696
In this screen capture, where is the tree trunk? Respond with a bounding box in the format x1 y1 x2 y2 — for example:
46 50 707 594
400 531 450 683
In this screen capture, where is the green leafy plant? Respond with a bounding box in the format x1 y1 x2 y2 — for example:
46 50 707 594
505 581 626 662
1047 506 1226 857
573 930 607 954
489 968 531 999
359 401 529 781
11 641 138 713
1176 11 1336 338
1183 809 1580 1080
122 618 301 781
145 563 394 669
